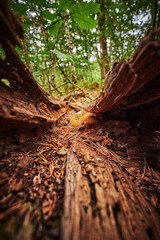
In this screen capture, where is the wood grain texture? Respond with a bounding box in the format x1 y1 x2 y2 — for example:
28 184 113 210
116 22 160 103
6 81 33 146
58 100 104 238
62 140 160 240
91 29 160 113
0 1 58 132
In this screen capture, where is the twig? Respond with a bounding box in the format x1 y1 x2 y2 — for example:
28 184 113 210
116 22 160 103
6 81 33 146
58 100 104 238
57 61 86 95
49 161 54 176
142 155 147 178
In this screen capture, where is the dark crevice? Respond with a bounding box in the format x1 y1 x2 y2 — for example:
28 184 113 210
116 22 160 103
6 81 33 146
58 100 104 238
83 206 88 213
146 227 156 240
86 173 97 207
113 202 124 240
106 203 110 216
86 172 99 219
112 171 119 192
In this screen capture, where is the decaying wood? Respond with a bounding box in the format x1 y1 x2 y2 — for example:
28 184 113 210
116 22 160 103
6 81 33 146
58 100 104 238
0 84 56 132
62 140 160 240
91 28 160 113
0 1 59 132
1 3 160 239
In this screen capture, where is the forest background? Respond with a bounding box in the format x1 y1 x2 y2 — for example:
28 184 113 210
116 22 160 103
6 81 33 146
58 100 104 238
1 0 158 97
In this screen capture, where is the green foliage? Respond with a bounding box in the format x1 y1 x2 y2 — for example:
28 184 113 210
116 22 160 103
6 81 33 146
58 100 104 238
8 0 156 96
53 49 73 61
71 2 100 30
48 21 62 36
23 20 33 30
58 0 71 12
11 2 28 16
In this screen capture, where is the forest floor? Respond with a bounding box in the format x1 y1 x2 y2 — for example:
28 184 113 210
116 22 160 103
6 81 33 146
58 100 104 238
0 92 160 240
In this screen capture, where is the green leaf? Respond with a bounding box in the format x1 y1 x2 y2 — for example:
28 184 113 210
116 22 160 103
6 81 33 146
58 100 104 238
47 21 61 36
23 20 32 30
32 71 39 77
38 19 48 25
70 2 99 30
58 0 71 12
53 49 73 61
12 3 28 17
38 50 50 56
71 2 100 15
41 39 56 49
73 15 97 30
33 67 49 76
81 2 100 14
41 10 57 21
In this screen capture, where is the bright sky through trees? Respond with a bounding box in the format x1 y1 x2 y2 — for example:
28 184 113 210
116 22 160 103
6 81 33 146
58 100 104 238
2 0 158 95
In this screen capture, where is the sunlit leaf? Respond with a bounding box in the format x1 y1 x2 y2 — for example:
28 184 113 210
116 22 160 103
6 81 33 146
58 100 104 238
73 16 98 30
53 49 73 61
70 2 99 30
38 50 50 56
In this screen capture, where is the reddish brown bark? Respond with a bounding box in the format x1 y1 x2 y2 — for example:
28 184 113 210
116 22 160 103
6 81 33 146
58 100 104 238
0 1 59 133
91 28 160 114
62 140 160 240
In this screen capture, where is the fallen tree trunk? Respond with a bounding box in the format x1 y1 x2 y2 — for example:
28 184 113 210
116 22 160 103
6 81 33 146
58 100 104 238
0 2 160 240
0 83 56 132
62 140 160 240
0 1 61 157
0 0 58 134
91 28 160 114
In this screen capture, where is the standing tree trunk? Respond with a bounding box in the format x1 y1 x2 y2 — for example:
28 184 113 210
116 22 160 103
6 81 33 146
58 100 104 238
22 37 33 73
96 0 110 83
64 14 77 83
37 10 62 95
50 53 62 95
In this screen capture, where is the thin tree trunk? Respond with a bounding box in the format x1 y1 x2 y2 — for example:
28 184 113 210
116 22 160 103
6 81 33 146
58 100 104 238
64 15 77 83
22 38 33 73
84 31 94 83
51 54 62 95
97 0 109 83
37 10 62 95
40 72 46 85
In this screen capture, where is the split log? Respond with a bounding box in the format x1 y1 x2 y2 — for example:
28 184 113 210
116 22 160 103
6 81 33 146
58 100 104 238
0 84 56 133
0 1 61 157
0 0 59 133
62 140 160 240
91 28 160 113
0 0 55 104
